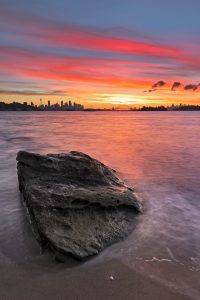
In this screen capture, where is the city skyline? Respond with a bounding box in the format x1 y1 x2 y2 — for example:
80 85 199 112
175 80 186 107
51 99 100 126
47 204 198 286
1 99 200 112
0 0 200 107
0 99 84 111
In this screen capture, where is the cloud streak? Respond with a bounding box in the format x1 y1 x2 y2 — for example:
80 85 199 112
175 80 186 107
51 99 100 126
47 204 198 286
0 9 194 62
0 46 169 91
0 89 65 96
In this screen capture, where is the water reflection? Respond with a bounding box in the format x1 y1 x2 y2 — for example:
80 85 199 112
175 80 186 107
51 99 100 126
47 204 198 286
0 111 200 296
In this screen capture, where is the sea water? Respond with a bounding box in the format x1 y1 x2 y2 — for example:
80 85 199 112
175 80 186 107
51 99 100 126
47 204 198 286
0 111 200 298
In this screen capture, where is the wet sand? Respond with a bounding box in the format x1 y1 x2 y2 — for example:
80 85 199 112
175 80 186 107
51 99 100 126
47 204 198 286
0 259 191 300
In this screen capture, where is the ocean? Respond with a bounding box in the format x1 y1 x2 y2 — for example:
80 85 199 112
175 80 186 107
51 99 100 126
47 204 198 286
0 111 200 299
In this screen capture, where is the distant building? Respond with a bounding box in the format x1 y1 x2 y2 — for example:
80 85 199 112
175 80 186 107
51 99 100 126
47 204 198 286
0 100 84 111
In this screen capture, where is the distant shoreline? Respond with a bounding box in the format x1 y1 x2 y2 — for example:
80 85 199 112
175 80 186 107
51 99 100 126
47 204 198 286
1 101 200 111
1 100 200 112
1 108 200 112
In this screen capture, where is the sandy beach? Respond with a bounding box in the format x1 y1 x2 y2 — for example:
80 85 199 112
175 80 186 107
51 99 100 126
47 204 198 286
0 258 193 300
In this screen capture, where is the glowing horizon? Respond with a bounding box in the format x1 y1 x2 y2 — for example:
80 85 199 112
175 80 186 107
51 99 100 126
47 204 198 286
0 1 200 108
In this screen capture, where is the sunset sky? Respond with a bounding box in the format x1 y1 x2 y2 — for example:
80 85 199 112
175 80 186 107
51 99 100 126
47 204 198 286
0 0 200 108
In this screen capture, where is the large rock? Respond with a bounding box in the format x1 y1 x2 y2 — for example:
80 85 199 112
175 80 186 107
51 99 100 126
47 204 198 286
16 151 142 261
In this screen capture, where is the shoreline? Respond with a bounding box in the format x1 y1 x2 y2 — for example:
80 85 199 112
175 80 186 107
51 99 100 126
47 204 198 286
1 109 200 112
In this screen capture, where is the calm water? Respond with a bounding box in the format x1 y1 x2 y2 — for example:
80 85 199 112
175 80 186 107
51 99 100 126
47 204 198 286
0 111 200 299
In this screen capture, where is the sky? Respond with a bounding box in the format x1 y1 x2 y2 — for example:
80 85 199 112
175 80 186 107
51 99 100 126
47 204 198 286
0 0 200 108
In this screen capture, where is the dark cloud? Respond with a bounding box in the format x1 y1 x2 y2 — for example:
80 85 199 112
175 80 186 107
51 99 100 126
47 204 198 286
145 81 165 93
152 80 166 89
143 89 156 93
0 89 65 95
147 81 200 93
184 84 200 91
171 82 181 91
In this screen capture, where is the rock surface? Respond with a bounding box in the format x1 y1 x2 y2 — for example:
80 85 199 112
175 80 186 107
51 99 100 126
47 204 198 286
16 151 142 261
